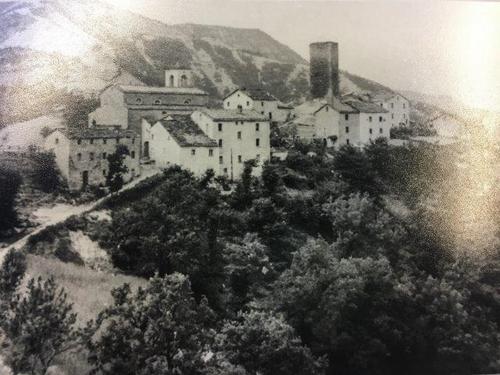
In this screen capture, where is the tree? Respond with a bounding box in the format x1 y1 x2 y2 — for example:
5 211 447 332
333 144 382 196
215 310 325 375
1 277 78 375
85 273 217 375
29 150 62 193
272 239 500 375
106 167 226 309
106 144 129 192
0 249 26 298
223 234 274 311
261 161 283 197
231 159 258 210
0 166 22 233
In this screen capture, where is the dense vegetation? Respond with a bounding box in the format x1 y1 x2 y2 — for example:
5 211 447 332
2 139 499 374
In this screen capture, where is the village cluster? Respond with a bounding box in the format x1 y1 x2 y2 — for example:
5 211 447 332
44 41 410 190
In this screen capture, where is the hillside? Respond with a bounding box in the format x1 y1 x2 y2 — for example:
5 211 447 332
0 0 417 128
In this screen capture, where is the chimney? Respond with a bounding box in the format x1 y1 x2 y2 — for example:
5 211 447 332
309 41 340 104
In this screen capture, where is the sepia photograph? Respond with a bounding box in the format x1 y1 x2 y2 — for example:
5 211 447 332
0 0 499 374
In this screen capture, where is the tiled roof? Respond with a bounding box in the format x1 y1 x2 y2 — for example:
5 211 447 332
294 99 329 115
57 127 138 140
118 85 207 96
199 109 268 122
225 88 277 101
294 98 356 115
342 99 388 114
158 115 217 147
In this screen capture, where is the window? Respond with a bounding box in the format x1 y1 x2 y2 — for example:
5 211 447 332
90 139 94 145
261 101 264 106
237 131 242 140
369 116 372 122
256 123 260 131
256 138 260 147
116 138 120 144
218 139 223 147
169 75 174 86
403 103 406 109
184 99 191 104
55 138 59 144
380 128 383 134
136 98 142 104
227 102 230 107
209 149 214 157
77 153 82 161
191 149 196 156
238 155 242 163
218 123 223 131
92 119 97 126
90 152 95 161
131 151 135 159
391 103 394 109
246 101 250 106
132 138 135 144
378 116 383 122
325 106 329 112
77 139 82 145
219 156 223 165
392 114 394 119
180 74 188 87
102 152 107 159
256 154 261 160
223 168 228 174
345 114 349 120
369 128 373 134
103 170 106 176
346 139 350 145
345 126 349 133
154 99 161 105
103 139 107 145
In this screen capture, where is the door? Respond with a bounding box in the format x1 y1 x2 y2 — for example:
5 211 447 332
143 141 150 158
82 171 89 189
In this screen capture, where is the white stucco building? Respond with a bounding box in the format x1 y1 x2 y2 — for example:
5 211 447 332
338 99 390 147
192 109 270 180
142 115 219 176
371 92 410 128
223 88 290 124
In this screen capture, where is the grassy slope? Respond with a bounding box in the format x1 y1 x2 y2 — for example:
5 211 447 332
25 254 147 324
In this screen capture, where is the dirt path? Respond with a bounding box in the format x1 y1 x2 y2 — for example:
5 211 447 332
0 169 160 265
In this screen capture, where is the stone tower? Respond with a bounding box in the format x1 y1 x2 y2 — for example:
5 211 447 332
165 69 193 88
309 41 339 101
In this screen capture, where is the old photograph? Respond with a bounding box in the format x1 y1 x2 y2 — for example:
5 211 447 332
0 0 499 374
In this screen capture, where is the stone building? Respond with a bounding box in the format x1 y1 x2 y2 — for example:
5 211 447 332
310 42 340 101
223 88 289 124
192 109 270 180
88 69 209 135
142 115 218 176
44 127 140 191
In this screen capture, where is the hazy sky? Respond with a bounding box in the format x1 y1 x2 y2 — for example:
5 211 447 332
103 0 500 111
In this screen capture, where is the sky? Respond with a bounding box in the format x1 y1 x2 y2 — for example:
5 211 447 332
106 0 500 111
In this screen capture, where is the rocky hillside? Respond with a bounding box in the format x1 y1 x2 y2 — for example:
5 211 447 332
0 0 451 128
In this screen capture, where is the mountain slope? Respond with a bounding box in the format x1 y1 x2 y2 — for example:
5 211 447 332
0 0 414 127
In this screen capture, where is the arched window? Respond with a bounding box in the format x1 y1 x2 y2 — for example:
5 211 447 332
169 75 174 87
184 99 191 104
154 99 162 105
136 97 143 104
180 74 188 87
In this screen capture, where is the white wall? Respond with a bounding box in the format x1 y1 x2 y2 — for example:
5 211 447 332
149 121 219 176
224 90 281 123
379 95 410 128
313 105 340 141
338 112 360 146
192 111 270 179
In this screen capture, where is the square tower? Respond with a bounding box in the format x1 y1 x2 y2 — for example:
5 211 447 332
310 42 339 100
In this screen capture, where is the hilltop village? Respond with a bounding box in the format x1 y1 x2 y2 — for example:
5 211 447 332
44 41 410 190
